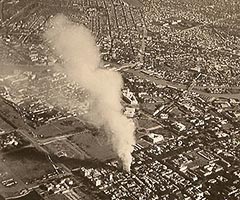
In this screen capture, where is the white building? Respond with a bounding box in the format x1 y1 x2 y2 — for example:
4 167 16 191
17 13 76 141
124 107 136 118
122 89 138 105
147 133 164 144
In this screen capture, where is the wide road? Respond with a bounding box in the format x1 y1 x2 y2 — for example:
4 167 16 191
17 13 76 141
125 68 240 100
2 63 240 99
3 1 39 26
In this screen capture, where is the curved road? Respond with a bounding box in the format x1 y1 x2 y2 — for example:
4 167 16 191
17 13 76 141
2 63 240 99
125 68 240 100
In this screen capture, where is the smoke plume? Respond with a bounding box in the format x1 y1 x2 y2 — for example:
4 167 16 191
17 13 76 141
44 14 135 172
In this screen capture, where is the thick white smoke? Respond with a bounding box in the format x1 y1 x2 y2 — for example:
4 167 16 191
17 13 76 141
44 14 135 172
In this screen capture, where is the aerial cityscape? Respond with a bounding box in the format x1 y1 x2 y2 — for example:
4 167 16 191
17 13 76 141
0 0 239 200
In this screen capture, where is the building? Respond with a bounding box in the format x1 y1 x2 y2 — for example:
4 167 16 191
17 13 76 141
122 89 138 105
145 133 164 144
94 178 101 187
124 107 136 118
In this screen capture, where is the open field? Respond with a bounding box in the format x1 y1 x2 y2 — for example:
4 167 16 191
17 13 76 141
45 193 69 200
137 116 159 129
35 124 62 139
0 158 26 198
35 117 86 139
123 0 143 7
0 98 27 129
0 118 14 133
68 130 117 162
44 139 88 160
1 147 55 184
12 190 44 200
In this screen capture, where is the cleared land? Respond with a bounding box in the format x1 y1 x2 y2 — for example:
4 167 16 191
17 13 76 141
68 130 117 162
35 117 86 139
45 194 69 200
1 147 55 184
12 190 44 200
137 116 159 129
0 159 26 198
123 0 143 7
0 118 14 133
44 139 88 160
0 98 27 129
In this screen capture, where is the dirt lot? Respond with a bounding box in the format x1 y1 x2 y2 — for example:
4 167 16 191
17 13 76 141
0 118 14 133
35 117 86 139
44 139 88 160
1 147 55 184
68 130 117 162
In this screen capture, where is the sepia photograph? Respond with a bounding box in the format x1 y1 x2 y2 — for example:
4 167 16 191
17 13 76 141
0 0 239 199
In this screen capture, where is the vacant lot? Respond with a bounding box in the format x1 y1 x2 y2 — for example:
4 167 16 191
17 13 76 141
0 161 26 198
68 130 117 162
2 147 55 184
0 98 27 129
35 117 86 139
0 118 14 133
45 193 69 200
44 139 88 160
35 124 62 139
138 117 159 129
13 190 44 200
123 0 143 7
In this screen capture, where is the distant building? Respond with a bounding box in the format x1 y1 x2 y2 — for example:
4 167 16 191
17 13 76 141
124 107 136 118
172 121 186 132
94 179 101 187
81 167 91 177
160 113 168 119
122 89 138 105
144 133 164 144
